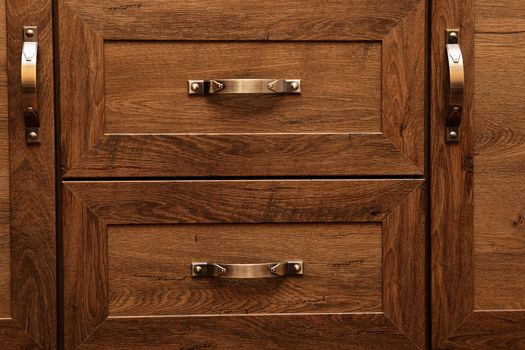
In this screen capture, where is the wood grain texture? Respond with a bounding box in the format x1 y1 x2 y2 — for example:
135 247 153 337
474 33 525 310
433 0 525 348
0 0 10 319
5 0 56 348
62 0 421 41
0 319 39 350
63 180 425 349
431 0 475 348
475 0 525 33
382 0 426 171
438 311 525 350
59 0 425 177
105 41 382 134
108 224 382 316
64 134 421 178
80 315 418 350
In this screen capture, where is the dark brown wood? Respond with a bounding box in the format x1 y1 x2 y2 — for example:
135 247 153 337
432 0 525 348
0 0 10 320
61 0 422 41
473 32 525 310
108 224 383 316
80 315 417 350
1 0 56 348
431 0 474 347
59 0 425 177
63 180 425 349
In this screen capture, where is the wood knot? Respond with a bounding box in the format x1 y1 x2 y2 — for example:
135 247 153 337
512 213 523 230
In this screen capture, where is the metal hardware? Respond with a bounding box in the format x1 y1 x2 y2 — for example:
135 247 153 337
445 29 464 143
22 26 40 144
188 79 301 95
192 261 304 279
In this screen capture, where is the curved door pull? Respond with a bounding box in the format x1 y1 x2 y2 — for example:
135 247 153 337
191 261 304 279
21 26 40 144
446 29 464 143
188 79 301 95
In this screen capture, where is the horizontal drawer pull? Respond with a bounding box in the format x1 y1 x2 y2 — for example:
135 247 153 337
191 261 304 279
188 79 301 94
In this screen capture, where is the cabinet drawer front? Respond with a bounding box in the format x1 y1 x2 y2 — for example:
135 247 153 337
63 180 425 349
109 223 382 317
59 1 426 177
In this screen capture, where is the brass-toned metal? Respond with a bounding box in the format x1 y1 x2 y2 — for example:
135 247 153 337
191 261 304 279
188 79 301 95
22 26 40 144
446 29 464 143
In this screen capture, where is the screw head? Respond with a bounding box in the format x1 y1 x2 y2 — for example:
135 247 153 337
25 29 34 38
267 83 274 89
191 83 200 91
290 82 299 90
194 265 203 274
28 131 38 139
293 263 301 272
449 130 458 139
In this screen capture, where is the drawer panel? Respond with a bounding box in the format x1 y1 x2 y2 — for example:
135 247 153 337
105 42 381 134
108 223 382 316
59 1 426 177
63 180 425 349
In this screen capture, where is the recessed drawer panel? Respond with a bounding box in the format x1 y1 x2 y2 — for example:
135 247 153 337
63 180 425 349
59 1 426 177
108 223 382 317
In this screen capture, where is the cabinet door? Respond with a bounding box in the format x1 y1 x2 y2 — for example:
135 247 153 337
58 0 426 178
63 180 425 349
432 0 525 348
0 0 56 348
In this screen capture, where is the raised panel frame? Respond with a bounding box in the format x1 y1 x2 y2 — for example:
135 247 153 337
58 0 426 177
62 180 425 349
431 1 525 348
0 0 56 348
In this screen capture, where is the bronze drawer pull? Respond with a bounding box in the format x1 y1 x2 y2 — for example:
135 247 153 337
21 26 40 144
445 29 464 143
188 79 301 95
191 261 304 279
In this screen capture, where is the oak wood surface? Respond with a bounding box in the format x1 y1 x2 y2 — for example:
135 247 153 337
62 0 422 41
108 224 383 316
81 315 418 350
433 0 525 348
105 41 381 134
431 0 475 348
4 0 56 348
63 180 425 349
438 311 525 350
0 319 39 350
59 0 425 177
473 33 525 310
0 0 10 319
475 0 525 33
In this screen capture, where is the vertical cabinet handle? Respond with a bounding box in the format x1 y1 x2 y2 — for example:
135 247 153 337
21 26 40 144
445 29 464 143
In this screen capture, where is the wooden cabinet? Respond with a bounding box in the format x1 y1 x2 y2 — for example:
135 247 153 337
62 180 425 349
58 0 425 178
0 0 523 349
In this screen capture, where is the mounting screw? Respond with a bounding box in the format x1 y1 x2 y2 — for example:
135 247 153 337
28 131 38 139
191 83 200 92
25 29 34 38
448 130 458 139
290 82 299 90
194 265 203 274
267 83 274 89
293 263 301 272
